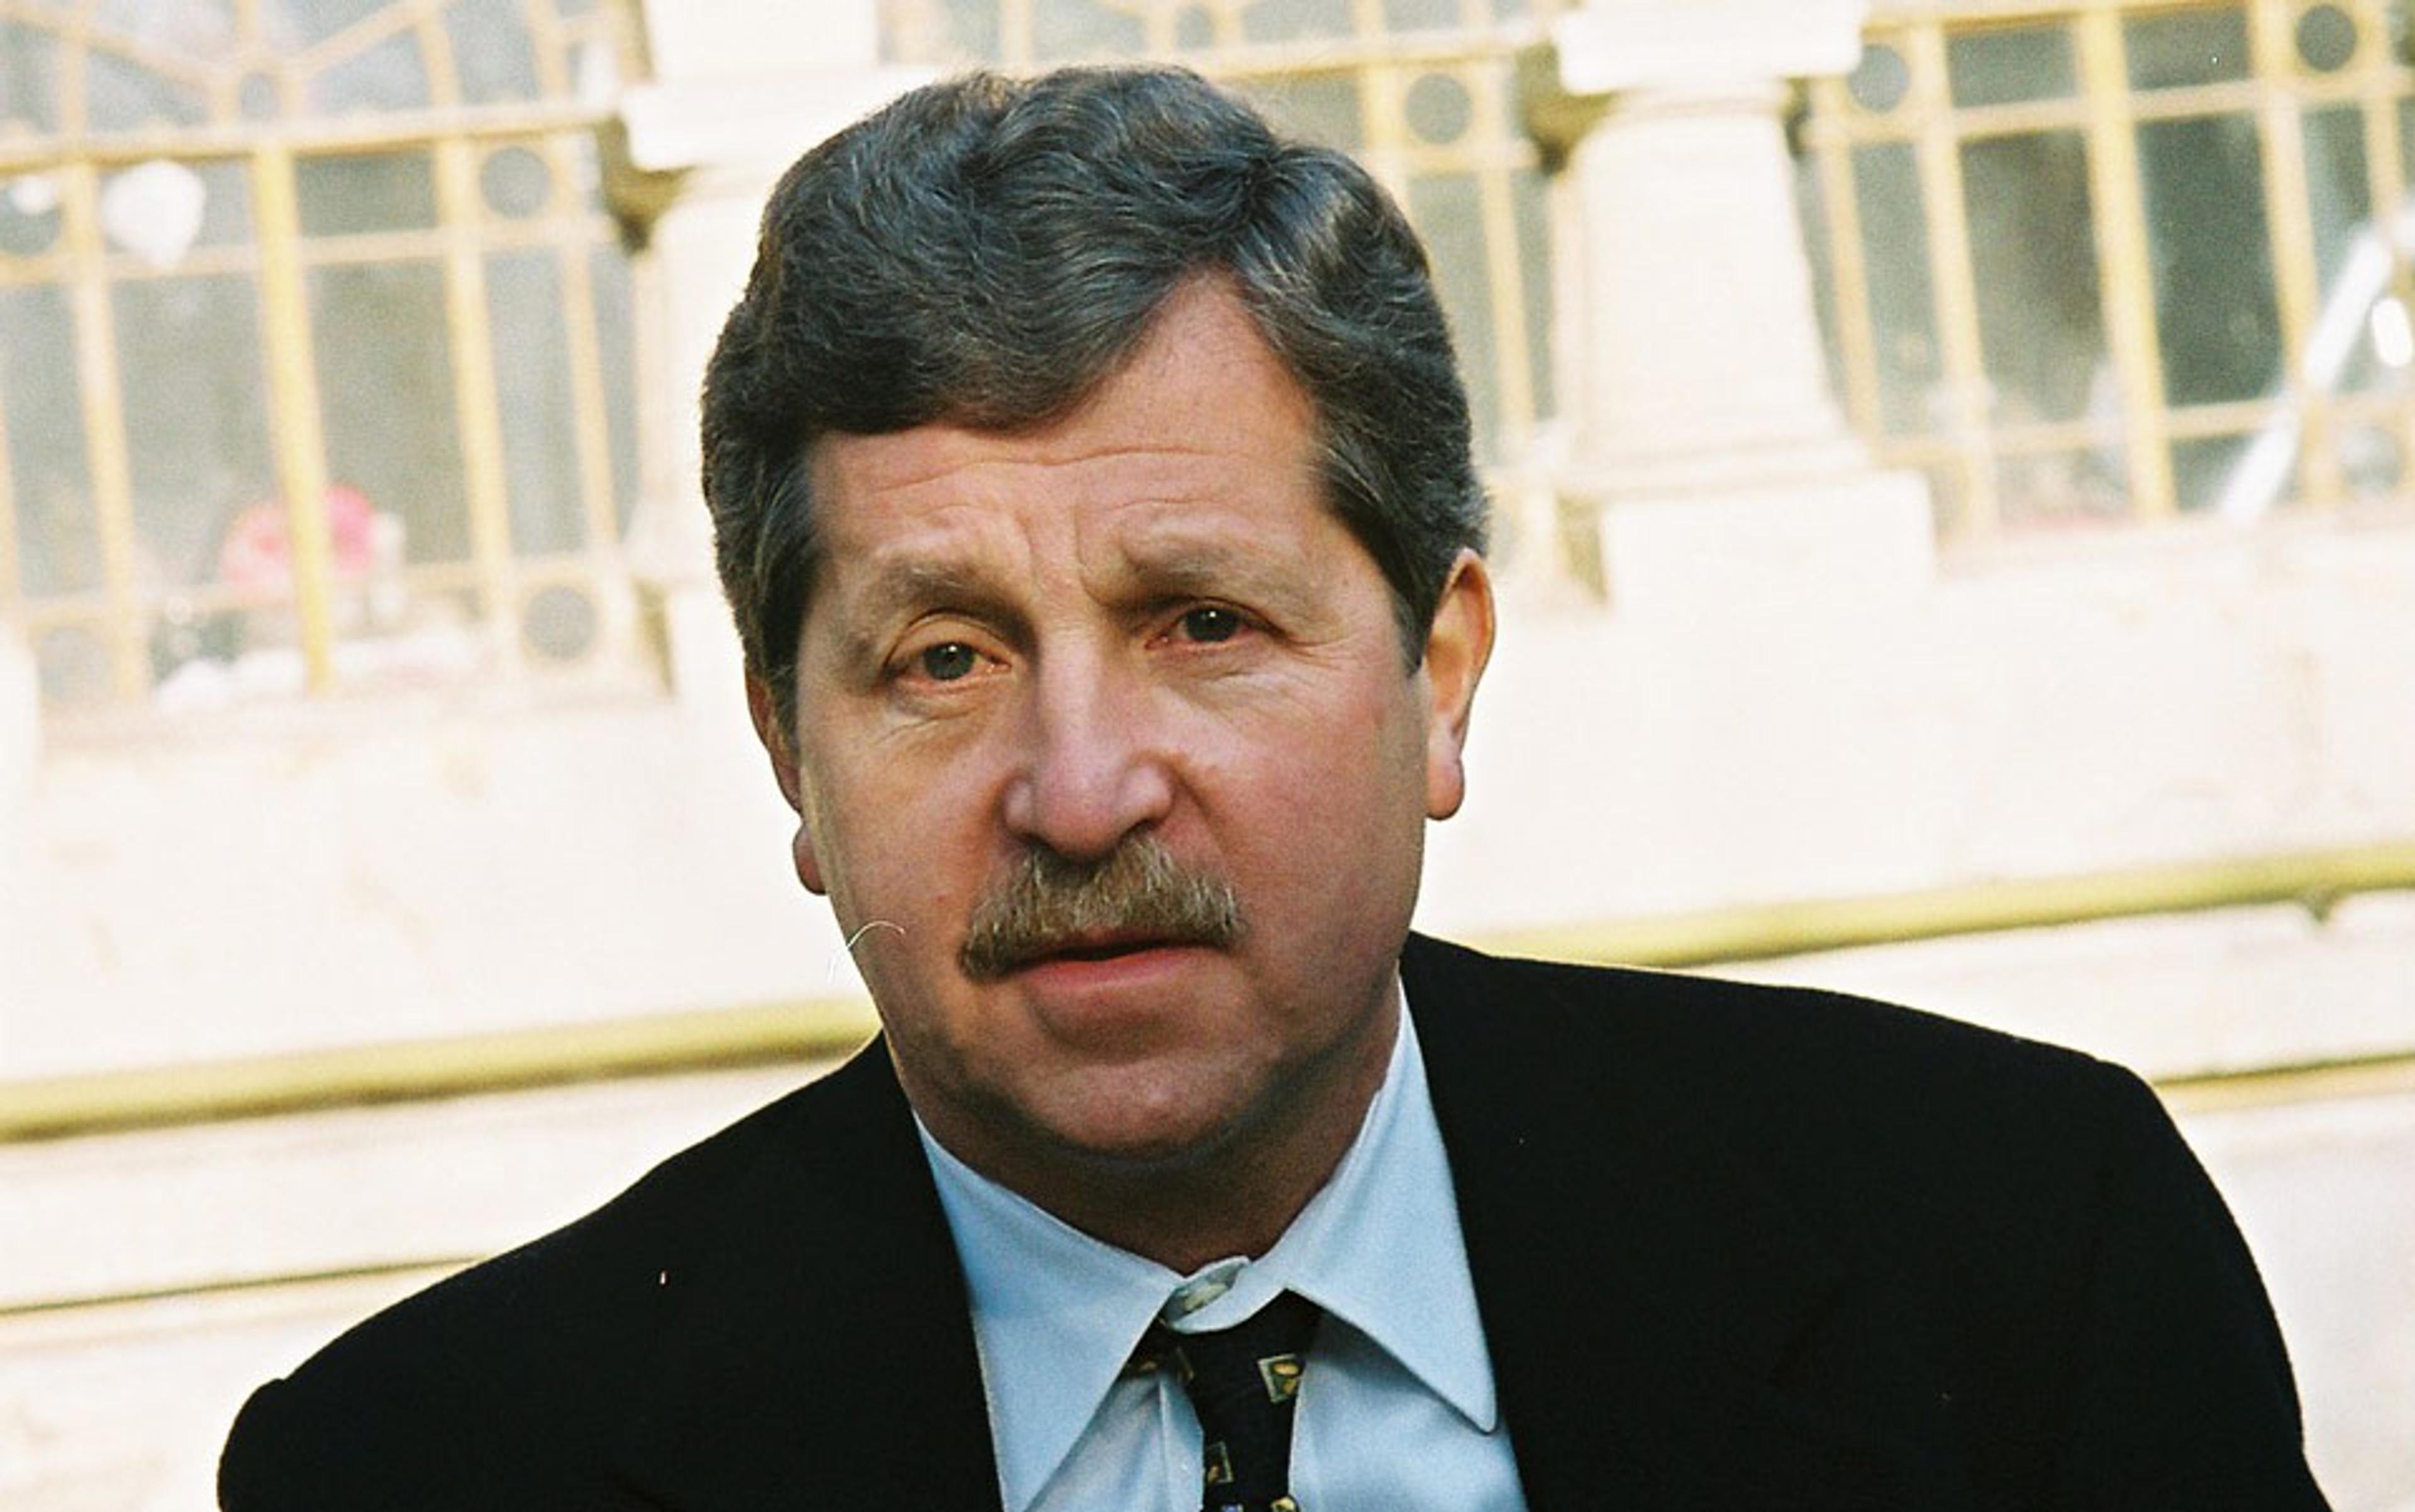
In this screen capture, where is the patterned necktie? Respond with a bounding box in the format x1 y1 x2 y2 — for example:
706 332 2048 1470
1140 1290 1324 1512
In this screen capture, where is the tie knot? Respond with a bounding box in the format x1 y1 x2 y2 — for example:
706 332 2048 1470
1140 1291 1323 1512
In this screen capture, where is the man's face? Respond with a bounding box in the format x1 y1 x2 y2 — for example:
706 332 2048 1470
750 280 1491 1194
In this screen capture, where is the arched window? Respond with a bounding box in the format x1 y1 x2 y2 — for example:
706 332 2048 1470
1 0 646 715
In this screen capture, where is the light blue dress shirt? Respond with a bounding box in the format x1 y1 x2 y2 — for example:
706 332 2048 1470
916 991 1530 1512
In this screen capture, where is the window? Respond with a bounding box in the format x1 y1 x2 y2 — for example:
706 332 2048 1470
0 0 646 715
1799 0 2415 530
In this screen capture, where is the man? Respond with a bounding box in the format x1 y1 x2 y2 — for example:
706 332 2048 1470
219 66 2329 1511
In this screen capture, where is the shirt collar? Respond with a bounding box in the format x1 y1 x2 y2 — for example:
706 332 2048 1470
915 986 1499 1512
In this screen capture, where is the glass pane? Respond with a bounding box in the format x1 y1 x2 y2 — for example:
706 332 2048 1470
2302 105 2384 392
486 250 586 554
2138 114 2279 406
480 145 553 218
445 0 541 105
1406 172 1499 458
2172 432 2263 513
1948 25 2077 108
1 21 62 133
307 30 431 114
1794 143 1850 421
2303 105 2370 291
1962 131 2106 426
239 70 280 120
1032 0 1143 58
1174 6 1216 50
1848 42 1911 113
268 0 391 50
86 50 209 132
1997 447 2128 524
308 260 471 566
113 275 277 589
98 0 237 60
2295 3 2357 72
1242 0 1353 45
589 243 638 538
296 150 437 236
148 590 287 698
191 159 254 248
1512 165 1554 423
1853 142 1945 435
910 0 1002 64
2125 6 2250 89
2401 97 2415 193
1384 0 1458 31
1 285 99 596
2339 422 2401 497
1233 73 1362 152
1404 73 1473 146
1 172 63 257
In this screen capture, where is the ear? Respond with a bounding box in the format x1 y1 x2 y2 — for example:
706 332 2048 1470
1419 550 1495 821
745 671 828 896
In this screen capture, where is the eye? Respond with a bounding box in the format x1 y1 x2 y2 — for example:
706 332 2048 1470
1176 606 1243 644
918 642 981 681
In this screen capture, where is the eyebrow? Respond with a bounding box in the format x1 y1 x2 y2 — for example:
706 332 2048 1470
823 523 1321 669
826 556 1026 669
1117 533 1316 616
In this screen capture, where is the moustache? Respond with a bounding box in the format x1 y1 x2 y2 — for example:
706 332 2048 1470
958 837 1243 981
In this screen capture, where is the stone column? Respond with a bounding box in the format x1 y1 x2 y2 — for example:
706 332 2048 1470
605 0 932 710
1536 0 1934 616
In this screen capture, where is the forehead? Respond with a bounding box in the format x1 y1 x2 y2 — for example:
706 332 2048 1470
804 280 1325 565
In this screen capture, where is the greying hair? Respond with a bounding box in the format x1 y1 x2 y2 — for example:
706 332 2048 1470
701 65 1487 731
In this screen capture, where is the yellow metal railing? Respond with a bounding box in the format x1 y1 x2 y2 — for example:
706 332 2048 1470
6 838 2411 1145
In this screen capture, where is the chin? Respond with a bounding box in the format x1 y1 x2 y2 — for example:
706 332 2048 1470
1019 1074 1270 1176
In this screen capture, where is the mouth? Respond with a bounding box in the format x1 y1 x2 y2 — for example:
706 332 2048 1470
1010 932 1191 971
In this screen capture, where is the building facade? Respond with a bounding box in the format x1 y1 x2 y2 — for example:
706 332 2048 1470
1 1 2411 1505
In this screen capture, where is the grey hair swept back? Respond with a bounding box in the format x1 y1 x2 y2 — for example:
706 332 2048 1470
701 65 1486 731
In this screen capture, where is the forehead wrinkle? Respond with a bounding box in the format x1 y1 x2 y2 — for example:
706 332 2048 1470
834 433 1246 501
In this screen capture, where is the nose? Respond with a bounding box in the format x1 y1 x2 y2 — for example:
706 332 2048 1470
999 645 1175 862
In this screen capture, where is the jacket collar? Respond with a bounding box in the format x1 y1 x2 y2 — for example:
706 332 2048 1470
609 935 1936 1511
608 1040 1003 1512
1401 933 1941 1512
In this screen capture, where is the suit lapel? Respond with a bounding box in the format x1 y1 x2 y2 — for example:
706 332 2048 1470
602 936 1948 1511
1403 934 1938 1512
609 1042 1002 1512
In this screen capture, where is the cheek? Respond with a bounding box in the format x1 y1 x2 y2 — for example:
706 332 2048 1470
811 759 1001 945
1206 693 1425 887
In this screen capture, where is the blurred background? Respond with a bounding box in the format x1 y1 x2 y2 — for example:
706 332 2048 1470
0 0 2410 1505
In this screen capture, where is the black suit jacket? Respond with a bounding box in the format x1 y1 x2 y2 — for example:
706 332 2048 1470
220 935 2329 1510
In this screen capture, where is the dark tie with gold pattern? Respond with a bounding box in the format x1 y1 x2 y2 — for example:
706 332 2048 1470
1142 1290 1324 1512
